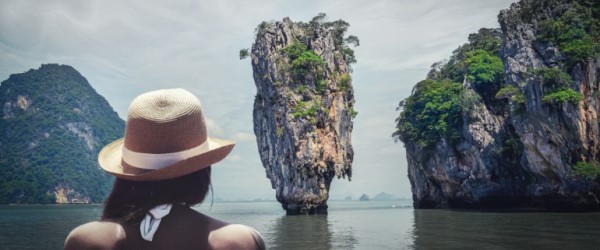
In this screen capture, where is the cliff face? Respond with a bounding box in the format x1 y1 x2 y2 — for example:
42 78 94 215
250 16 357 214
397 0 600 210
0 64 124 204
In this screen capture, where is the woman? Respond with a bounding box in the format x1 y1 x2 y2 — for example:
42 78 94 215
65 89 265 250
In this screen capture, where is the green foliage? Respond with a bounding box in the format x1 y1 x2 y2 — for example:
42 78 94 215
255 21 269 33
533 68 574 88
291 50 326 76
270 13 359 94
308 13 359 66
316 79 328 94
344 35 360 47
281 41 307 60
394 29 505 150
424 28 506 115
276 126 284 137
292 101 319 119
393 79 464 149
464 50 504 84
537 1 600 67
338 73 352 92
323 19 350 47
281 40 326 82
239 48 249 60
533 67 582 106
348 106 358 119
467 28 503 54
456 88 482 113
310 13 327 26
462 49 504 99
434 28 503 84
295 85 309 95
340 46 357 65
0 64 124 204
542 88 583 105
573 161 600 179
495 85 525 105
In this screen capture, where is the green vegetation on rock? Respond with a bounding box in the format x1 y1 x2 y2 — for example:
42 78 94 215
537 1 600 67
533 68 582 106
281 40 326 85
573 161 600 179
495 85 525 105
394 79 464 149
338 73 352 92
432 28 503 84
290 48 326 77
542 89 583 105
395 28 504 151
0 64 124 204
348 106 358 120
292 100 319 119
463 49 504 99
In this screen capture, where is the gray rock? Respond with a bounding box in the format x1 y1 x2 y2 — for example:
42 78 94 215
406 0 600 210
250 17 355 214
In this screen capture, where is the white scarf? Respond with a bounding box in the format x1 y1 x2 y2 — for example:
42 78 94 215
140 204 173 241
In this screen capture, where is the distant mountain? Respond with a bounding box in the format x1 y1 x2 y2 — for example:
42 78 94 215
0 64 124 204
372 192 398 200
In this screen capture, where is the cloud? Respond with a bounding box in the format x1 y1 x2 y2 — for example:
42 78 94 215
0 0 515 201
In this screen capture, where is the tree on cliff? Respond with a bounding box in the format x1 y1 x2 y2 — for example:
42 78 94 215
393 28 503 154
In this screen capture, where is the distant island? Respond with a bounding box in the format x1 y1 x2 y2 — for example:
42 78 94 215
394 0 600 210
0 64 124 204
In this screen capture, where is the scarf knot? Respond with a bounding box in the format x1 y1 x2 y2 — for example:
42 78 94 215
140 204 172 241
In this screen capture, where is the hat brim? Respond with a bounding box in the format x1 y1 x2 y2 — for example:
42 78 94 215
98 137 235 181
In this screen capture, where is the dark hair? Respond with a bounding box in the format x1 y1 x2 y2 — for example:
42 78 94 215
102 167 211 223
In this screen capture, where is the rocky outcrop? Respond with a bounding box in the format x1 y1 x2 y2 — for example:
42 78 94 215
54 185 91 204
0 64 124 204
399 0 600 210
250 16 357 214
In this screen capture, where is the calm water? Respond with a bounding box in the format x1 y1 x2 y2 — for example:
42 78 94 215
1 200 600 249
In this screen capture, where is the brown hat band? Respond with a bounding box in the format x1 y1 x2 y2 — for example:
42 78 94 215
122 140 210 170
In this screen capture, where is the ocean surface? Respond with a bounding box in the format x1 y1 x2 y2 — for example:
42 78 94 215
1 200 600 249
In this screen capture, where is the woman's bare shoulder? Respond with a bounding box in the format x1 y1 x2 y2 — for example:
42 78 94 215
208 223 266 250
64 220 126 250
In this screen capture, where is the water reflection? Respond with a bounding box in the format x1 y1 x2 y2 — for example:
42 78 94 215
412 209 600 249
266 214 357 250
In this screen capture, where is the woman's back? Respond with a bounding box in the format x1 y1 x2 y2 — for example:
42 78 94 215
65 204 264 250
65 89 265 249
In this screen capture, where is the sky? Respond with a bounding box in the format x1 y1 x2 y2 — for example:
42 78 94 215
0 0 514 201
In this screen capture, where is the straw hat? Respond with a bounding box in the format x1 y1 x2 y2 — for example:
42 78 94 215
98 88 235 181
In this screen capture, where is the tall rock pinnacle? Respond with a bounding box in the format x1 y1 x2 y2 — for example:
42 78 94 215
249 14 358 214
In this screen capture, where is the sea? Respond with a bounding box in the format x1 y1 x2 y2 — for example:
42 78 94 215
1 200 600 249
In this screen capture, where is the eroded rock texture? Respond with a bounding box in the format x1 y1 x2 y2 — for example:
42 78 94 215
251 17 356 214
400 0 600 210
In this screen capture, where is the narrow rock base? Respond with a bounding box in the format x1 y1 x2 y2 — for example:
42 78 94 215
285 205 328 215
